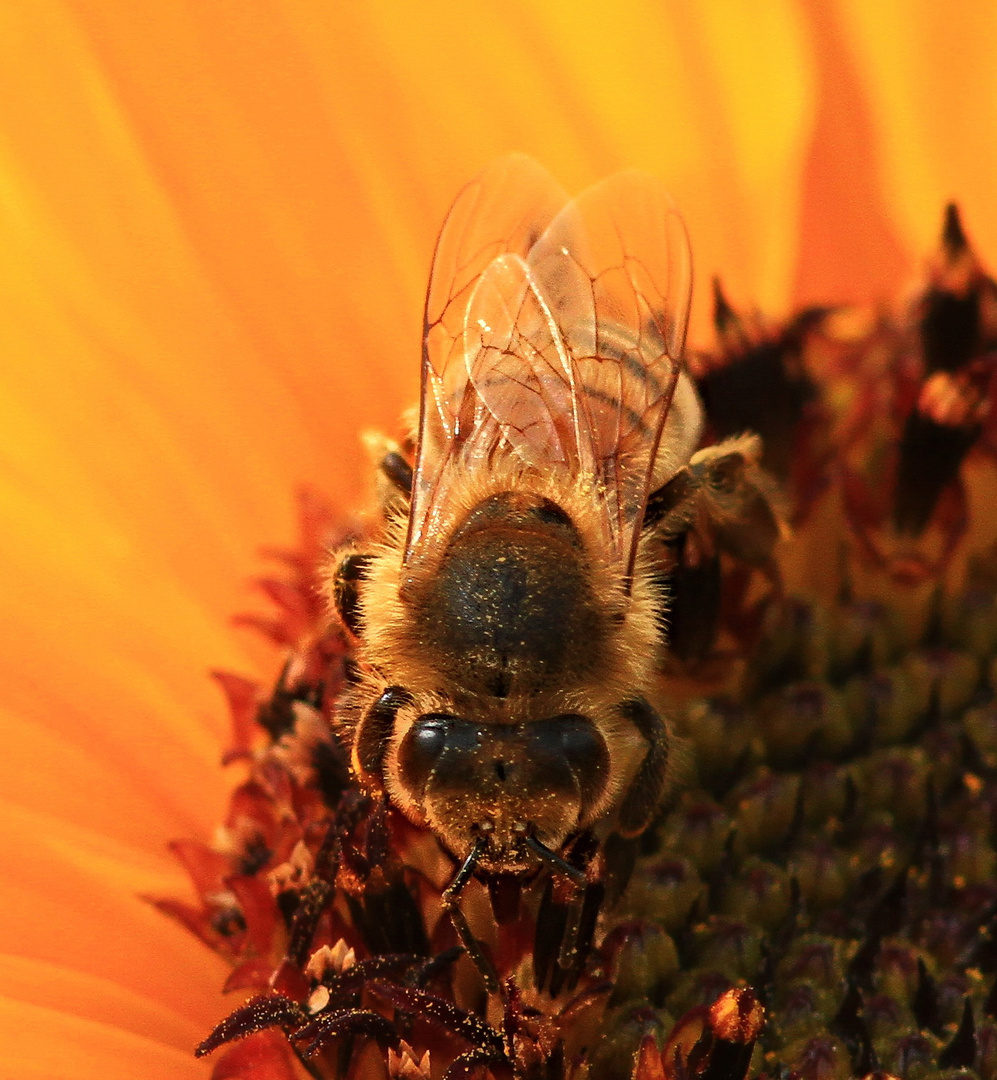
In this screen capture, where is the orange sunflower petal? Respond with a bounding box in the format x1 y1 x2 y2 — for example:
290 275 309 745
836 0 997 261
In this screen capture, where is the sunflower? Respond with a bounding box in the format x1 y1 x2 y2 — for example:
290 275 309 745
1 3 995 1078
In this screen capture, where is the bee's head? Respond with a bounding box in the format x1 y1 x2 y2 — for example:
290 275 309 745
387 709 610 869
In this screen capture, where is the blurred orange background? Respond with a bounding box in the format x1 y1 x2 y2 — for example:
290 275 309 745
0 2 994 1075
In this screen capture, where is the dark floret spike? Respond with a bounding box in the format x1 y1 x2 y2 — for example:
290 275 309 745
296 1008 399 1057
849 632 875 680
918 204 988 374
322 953 423 996
443 1045 508 1080
943 203 968 261
567 881 605 990
543 1042 567 1080
838 773 860 833
533 875 564 995
365 797 390 867
713 277 744 343
848 932 883 989
837 544 854 606
383 876 432 956
701 1035 751 1080
984 974 997 1019
855 1027 880 1076
602 832 639 906
971 657 995 707
911 777 940 869
662 550 724 663
255 659 301 740
412 946 463 988
238 835 272 876
870 869 909 939
916 682 944 739
970 913 997 974
287 825 343 967
784 781 807 849
831 981 878 1075
754 877 801 1006
938 998 977 1068
276 888 299 929
312 736 351 807
696 309 817 481
194 993 306 1057
367 982 503 1051
891 414 978 535
349 875 431 957
546 948 567 999
912 958 943 1033
707 829 741 911
487 873 522 925
922 587 947 649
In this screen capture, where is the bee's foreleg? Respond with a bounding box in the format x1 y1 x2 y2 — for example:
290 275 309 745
443 838 500 995
617 697 670 837
352 685 411 780
329 550 372 638
378 449 413 497
643 466 697 535
362 431 414 501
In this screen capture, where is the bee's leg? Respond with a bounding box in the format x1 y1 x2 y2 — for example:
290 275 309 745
617 697 670 837
443 838 500 994
524 836 588 971
378 448 413 498
352 686 412 780
330 552 373 637
643 465 697 532
363 431 413 500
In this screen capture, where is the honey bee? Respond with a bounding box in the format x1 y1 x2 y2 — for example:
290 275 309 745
327 155 767 988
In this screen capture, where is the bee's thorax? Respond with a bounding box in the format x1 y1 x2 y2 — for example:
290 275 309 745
405 490 606 698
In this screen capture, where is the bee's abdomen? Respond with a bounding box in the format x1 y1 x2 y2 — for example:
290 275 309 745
414 492 603 697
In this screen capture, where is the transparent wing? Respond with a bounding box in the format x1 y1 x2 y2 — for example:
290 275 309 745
410 154 568 557
407 157 695 579
519 170 695 572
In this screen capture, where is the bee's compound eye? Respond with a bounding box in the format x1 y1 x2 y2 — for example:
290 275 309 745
535 714 610 809
397 713 476 797
411 718 446 757
556 715 603 764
